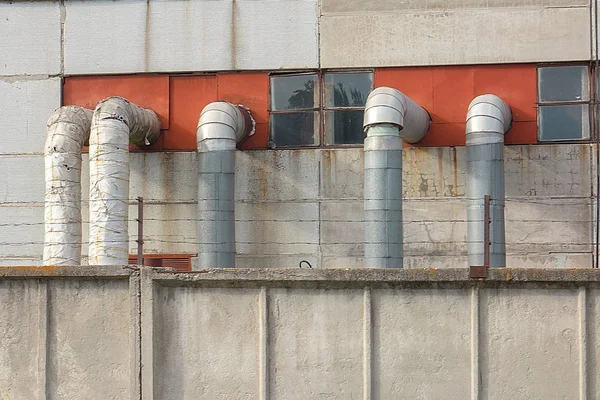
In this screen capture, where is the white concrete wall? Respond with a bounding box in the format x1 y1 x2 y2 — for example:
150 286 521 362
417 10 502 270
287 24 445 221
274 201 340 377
3 267 597 399
320 0 591 67
63 0 319 74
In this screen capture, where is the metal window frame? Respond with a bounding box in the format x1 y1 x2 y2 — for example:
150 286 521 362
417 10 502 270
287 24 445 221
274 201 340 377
268 69 374 149
536 63 593 143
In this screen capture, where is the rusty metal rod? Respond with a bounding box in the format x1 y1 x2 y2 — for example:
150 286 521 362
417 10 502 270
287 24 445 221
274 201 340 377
484 195 491 268
137 197 144 266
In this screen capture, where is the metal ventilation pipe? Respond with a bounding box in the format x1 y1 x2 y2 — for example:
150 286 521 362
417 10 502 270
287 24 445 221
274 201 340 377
88 97 161 265
197 102 254 269
466 94 512 268
44 106 93 266
363 87 431 268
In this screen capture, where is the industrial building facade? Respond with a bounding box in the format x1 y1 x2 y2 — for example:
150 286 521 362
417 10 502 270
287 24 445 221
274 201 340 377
3 1 600 399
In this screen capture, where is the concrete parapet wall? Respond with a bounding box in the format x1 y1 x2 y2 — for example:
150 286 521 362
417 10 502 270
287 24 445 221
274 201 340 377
0 266 599 399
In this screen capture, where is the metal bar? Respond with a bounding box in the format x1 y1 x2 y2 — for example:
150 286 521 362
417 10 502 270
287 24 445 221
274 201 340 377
137 197 144 266
484 195 491 268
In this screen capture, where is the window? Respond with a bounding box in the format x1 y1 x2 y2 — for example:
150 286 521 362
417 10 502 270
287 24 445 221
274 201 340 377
269 71 373 147
537 65 590 141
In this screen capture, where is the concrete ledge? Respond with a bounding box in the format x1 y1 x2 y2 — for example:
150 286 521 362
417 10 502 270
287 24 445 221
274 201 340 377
151 267 600 285
0 265 134 278
1 266 599 284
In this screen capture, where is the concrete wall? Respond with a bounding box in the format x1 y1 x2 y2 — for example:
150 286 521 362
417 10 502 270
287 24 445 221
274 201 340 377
1 266 599 399
0 0 597 268
0 144 594 268
320 0 591 67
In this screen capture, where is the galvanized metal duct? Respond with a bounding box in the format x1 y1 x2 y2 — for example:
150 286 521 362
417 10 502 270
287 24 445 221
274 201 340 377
88 97 161 265
363 87 431 268
197 102 254 269
466 94 512 268
44 106 93 266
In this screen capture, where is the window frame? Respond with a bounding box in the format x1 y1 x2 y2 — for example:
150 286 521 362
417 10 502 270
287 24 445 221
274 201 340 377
536 62 593 143
268 69 374 149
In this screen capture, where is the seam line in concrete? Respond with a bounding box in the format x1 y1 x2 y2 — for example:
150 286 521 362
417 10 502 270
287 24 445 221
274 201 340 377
37 279 49 400
470 286 480 400
363 286 372 400
259 286 269 400
578 286 587 400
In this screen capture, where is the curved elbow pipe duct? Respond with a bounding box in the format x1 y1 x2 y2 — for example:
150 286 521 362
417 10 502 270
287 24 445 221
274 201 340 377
44 106 93 266
88 97 161 265
363 87 431 268
466 94 512 268
197 102 254 268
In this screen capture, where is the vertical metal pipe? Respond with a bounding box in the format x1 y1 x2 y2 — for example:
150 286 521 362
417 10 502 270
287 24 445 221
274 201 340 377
364 126 404 268
89 97 160 266
44 106 93 266
363 87 431 268
196 102 254 269
466 95 512 268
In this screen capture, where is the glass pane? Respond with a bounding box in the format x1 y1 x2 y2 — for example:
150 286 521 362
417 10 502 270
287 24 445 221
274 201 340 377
270 74 318 111
324 110 366 145
270 112 319 147
538 104 589 141
324 72 373 107
538 66 589 102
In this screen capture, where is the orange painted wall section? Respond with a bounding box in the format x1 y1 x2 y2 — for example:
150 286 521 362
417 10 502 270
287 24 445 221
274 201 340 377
374 64 537 146
63 75 170 129
63 64 538 151
166 75 217 150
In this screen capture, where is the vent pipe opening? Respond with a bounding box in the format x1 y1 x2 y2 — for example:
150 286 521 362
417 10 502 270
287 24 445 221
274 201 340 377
44 106 93 266
363 87 431 268
88 97 161 266
466 94 512 268
197 102 254 269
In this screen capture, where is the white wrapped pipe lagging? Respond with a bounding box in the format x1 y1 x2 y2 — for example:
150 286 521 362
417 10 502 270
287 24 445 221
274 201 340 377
88 97 161 266
44 106 93 266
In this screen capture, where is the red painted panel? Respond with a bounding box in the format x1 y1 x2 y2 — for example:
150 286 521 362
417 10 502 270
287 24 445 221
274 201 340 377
375 64 538 146
63 75 170 129
165 75 218 151
217 72 270 149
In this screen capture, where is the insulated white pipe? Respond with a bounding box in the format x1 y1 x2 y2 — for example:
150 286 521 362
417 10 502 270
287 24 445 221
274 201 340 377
44 106 93 266
88 97 161 266
466 94 512 268
196 102 254 269
363 87 431 268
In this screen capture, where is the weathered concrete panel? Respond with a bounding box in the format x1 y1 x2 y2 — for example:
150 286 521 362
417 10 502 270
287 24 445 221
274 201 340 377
64 0 147 74
0 280 42 399
320 149 364 199
0 79 61 155
0 155 44 203
47 279 131 399
153 286 260 399
269 288 364 399
480 288 580 399
505 145 592 197
233 0 319 69
236 202 320 257
0 205 43 261
404 147 464 198
236 150 320 201
373 288 471 399
320 7 590 67
64 0 318 74
144 0 234 72
0 2 61 75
